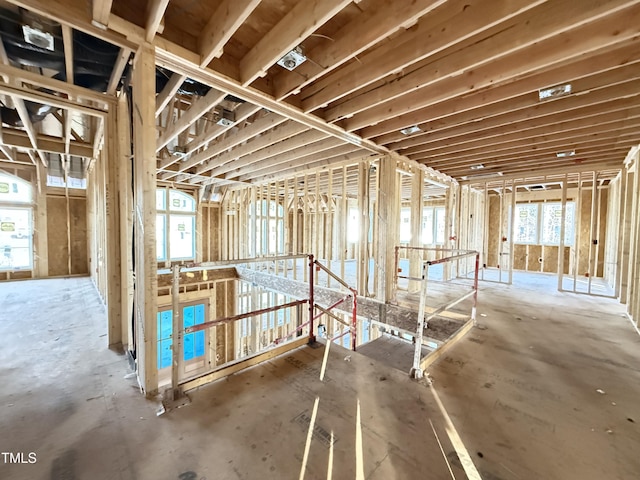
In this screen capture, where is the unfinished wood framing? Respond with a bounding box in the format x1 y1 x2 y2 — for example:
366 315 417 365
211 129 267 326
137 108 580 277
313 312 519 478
132 43 158 395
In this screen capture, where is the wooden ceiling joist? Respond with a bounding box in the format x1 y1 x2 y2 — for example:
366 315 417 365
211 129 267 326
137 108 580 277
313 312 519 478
145 0 170 42
382 65 640 150
404 104 640 158
156 86 227 152
3 0 636 185
300 0 545 112
92 0 113 28
213 130 332 180
362 40 640 141
272 0 450 100
239 0 352 86
340 2 640 132
173 112 288 174
155 72 187 117
199 0 261 68
201 123 315 178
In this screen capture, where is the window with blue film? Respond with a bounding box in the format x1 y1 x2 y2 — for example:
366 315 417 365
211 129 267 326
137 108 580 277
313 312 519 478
183 304 205 361
362 320 370 343
157 310 173 369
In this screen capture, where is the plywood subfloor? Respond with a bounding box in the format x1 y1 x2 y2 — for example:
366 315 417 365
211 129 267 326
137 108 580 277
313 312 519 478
2 273 640 479
0 277 468 480
357 335 432 373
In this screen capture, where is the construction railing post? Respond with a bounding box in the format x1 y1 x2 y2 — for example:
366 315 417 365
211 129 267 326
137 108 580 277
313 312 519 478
472 253 479 326
393 246 399 302
170 264 182 399
351 291 357 351
411 263 428 379
309 254 315 343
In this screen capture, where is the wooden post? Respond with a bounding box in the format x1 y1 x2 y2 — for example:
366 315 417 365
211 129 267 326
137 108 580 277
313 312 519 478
376 155 399 302
132 43 158 395
558 175 568 291
371 162 380 296
106 105 122 347
117 94 134 351
508 180 516 285
615 171 627 299
357 161 370 295
409 168 424 293
34 162 48 277
587 172 598 294
341 166 347 282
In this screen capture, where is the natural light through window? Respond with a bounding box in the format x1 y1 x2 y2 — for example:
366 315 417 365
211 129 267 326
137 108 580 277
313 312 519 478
156 188 196 261
512 202 575 246
0 172 33 270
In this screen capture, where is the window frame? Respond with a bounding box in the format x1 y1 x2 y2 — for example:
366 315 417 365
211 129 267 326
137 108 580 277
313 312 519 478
0 172 34 271
510 201 576 247
156 188 197 262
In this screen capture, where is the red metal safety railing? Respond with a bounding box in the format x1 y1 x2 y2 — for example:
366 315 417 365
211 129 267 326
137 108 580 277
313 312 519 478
161 253 360 402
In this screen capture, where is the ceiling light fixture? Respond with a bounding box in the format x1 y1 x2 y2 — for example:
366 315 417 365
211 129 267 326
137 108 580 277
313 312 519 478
539 83 572 101
400 125 421 135
22 25 54 51
556 150 576 158
343 133 362 146
216 108 235 127
470 164 485 170
277 46 307 71
460 172 503 181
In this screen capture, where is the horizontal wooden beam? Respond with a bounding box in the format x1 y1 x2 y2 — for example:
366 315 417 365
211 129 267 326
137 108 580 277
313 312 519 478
155 72 187 117
362 40 640 140
340 3 640 131
201 122 312 177
199 0 261 67
214 130 331 179
0 83 108 120
92 0 113 27
241 151 372 185
409 112 640 160
383 63 640 149
0 63 113 105
426 140 637 172
232 138 349 178
239 0 352 86
156 87 227 152
272 0 449 100
403 101 640 157
460 161 623 186
300 0 545 112
145 0 170 43
1 129 94 158
174 113 288 174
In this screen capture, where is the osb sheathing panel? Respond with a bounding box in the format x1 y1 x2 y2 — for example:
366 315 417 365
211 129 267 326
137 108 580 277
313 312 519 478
513 244 527 270
202 204 220 262
202 205 210 262
69 198 88 274
487 196 500 266
596 188 608 277
46 196 68 276
541 246 571 274
528 245 543 272
543 246 559 273
578 190 593 276
215 279 235 364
